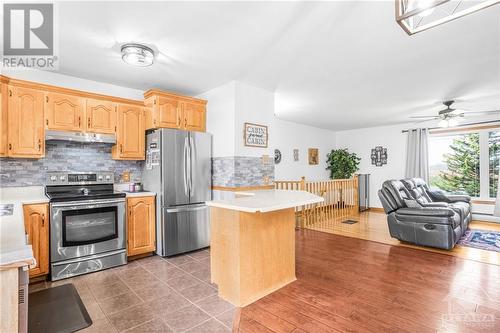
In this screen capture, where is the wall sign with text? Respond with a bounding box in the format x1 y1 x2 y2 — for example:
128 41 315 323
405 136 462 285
244 123 268 148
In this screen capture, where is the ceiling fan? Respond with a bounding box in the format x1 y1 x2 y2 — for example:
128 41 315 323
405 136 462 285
410 100 500 128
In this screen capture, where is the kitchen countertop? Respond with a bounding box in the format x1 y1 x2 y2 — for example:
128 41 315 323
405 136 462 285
206 189 324 213
121 191 156 197
0 186 47 267
113 183 156 197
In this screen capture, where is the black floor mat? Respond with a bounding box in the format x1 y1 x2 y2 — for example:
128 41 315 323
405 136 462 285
29 283 92 333
342 220 358 225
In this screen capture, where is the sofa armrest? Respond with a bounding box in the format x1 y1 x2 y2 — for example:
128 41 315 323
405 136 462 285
445 194 471 203
427 190 471 203
420 202 449 208
396 207 455 217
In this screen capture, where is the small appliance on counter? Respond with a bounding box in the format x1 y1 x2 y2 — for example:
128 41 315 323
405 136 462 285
143 128 212 257
45 171 127 281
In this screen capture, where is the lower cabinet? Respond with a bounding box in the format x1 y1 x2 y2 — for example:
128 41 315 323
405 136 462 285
127 196 156 256
23 203 49 277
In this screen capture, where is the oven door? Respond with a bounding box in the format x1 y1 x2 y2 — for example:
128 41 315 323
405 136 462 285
50 199 126 262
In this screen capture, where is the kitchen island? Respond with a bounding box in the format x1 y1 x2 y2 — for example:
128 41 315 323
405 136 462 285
206 190 323 307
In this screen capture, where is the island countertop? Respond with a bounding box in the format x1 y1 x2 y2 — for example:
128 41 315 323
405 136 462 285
206 189 324 213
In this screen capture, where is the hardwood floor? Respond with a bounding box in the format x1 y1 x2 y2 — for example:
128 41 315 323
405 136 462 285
238 229 500 333
307 211 500 266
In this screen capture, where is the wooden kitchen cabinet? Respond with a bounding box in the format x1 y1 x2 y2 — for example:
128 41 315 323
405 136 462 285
23 204 49 277
0 79 8 157
144 90 207 132
45 92 85 131
112 104 145 160
127 196 156 256
85 98 116 134
7 86 45 158
182 101 206 132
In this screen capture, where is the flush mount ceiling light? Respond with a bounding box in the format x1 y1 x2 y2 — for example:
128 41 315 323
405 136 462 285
121 43 155 67
396 0 500 35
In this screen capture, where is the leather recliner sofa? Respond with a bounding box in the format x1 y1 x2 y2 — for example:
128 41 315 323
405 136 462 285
378 178 471 250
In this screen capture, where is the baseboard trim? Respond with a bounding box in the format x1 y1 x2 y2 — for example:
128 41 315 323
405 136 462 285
368 207 385 213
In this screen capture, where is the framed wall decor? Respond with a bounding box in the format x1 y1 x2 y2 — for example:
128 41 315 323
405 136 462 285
244 123 268 148
308 148 319 165
274 149 282 164
371 146 387 166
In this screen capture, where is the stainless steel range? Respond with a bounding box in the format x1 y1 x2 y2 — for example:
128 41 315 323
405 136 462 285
46 171 126 281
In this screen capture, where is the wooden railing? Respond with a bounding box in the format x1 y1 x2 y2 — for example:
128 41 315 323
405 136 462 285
274 176 359 228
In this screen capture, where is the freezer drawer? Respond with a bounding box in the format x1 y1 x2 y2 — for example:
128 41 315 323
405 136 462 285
162 204 210 256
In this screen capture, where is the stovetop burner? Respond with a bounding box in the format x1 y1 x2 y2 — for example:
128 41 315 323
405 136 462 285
45 171 126 202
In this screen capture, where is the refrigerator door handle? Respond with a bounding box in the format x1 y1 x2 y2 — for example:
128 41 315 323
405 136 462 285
183 136 189 197
189 136 196 197
165 204 207 213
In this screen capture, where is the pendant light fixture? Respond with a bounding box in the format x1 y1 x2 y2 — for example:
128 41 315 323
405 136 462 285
121 43 155 67
396 0 500 35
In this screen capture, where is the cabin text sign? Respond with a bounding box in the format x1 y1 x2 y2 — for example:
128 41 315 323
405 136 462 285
244 123 268 148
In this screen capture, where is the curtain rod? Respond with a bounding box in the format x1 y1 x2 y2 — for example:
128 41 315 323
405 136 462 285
401 120 500 133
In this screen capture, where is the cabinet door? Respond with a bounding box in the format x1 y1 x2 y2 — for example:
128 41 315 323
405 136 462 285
156 96 181 129
0 82 7 157
182 102 206 132
45 92 85 131
7 86 45 158
113 104 145 160
86 99 116 134
23 204 49 277
127 196 156 256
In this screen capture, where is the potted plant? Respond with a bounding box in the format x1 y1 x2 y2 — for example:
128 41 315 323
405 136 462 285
326 148 361 179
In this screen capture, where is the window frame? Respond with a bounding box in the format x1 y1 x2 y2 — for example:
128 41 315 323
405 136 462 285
429 125 500 200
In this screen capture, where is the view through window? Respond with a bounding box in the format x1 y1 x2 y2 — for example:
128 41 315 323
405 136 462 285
429 129 499 198
490 131 499 198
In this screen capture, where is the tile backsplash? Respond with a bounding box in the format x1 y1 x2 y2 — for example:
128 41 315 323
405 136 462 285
0 142 274 189
0 141 143 187
212 156 274 187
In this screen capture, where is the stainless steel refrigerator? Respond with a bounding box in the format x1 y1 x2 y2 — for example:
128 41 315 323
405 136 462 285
142 128 212 256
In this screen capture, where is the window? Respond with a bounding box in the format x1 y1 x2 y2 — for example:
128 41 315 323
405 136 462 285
490 131 500 198
429 128 499 199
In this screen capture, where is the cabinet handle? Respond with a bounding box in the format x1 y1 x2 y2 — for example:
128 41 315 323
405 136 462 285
8 143 12 150
120 144 123 153
41 214 45 227
184 118 187 128
78 116 81 127
38 139 42 151
45 96 49 103
9 90 12 97
178 116 181 126
88 117 91 128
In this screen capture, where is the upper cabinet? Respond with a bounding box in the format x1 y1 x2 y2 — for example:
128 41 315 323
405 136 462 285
0 79 8 157
45 92 85 131
112 104 145 160
86 99 116 134
182 101 206 132
7 86 45 158
144 90 207 132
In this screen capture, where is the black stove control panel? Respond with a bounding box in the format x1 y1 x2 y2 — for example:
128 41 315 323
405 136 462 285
46 172 114 186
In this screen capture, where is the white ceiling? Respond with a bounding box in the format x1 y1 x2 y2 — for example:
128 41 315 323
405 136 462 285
50 2 500 130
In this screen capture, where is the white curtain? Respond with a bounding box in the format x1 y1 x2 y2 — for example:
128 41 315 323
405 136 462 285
405 128 429 182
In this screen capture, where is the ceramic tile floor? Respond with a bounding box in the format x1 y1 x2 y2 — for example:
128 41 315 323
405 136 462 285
29 249 236 332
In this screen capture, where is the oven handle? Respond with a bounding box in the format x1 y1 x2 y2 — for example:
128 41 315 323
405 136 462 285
51 199 125 208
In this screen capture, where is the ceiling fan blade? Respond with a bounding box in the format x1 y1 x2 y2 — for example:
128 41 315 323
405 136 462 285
462 110 500 116
409 116 439 119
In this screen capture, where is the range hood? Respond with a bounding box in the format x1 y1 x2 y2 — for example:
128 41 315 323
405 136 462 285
45 130 116 144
